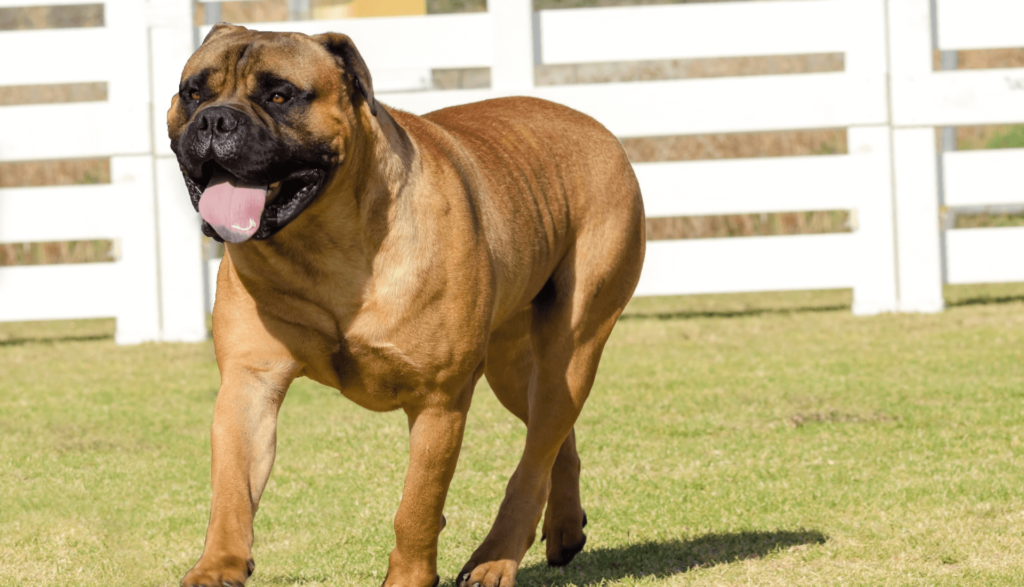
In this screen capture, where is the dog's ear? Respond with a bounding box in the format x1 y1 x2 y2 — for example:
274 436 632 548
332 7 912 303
201 22 247 45
313 33 377 117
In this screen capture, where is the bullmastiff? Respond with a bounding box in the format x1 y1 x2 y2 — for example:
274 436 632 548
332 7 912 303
168 23 645 587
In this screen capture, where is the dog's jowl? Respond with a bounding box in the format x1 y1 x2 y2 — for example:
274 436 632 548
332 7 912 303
169 24 645 587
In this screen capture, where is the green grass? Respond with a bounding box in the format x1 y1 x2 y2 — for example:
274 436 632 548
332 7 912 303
2 285 1024 586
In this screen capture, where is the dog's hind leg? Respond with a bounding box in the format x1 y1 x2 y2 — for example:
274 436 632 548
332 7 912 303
541 428 587 566
461 230 643 587
485 308 588 567
484 306 533 425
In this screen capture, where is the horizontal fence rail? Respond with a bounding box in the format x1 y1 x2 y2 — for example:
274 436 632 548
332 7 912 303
380 73 889 137
935 0 1024 50
0 264 123 322
0 102 151 162
637 234 856 297
538 0 852 64
946 227 1024 285
198 13 493 70
0 184 129 242
636 156 866 218
943 149 1024 207
892 69 1024 127
1 28 116 86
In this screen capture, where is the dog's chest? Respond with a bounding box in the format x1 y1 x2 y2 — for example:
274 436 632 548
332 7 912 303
298 309 482 412
316 338 423 411
233 244 485 410
272 305 452 412
288 331 450 413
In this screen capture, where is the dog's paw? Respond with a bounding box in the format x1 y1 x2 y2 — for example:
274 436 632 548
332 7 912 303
181 555 254 587
543 510 587 567
457 559 519 587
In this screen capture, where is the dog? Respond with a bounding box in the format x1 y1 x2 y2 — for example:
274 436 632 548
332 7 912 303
168 23 645 587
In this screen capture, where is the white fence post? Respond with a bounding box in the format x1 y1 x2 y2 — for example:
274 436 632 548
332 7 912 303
888 0 945 312
106 0 164 343
845 0 898 315
155 158 207 341
849 127 899 314
490 0 535 92
892 129 944 312
150 0 208 342
111 156 163 344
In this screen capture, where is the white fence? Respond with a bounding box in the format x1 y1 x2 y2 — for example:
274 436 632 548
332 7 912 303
889 0 1024 308
0 0 204 343
1 0 1022 343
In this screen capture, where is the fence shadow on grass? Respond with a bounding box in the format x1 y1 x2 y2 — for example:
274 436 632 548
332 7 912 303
620 305 848 321
514 529 828 587
947 293 1024 308
0 333 111 347
0 318 115 347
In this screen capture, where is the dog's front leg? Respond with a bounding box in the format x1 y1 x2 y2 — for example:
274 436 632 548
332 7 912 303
385 380 474 587
182 365 293 587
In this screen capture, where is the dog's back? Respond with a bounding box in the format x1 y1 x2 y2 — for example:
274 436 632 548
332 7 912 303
405 96 645 324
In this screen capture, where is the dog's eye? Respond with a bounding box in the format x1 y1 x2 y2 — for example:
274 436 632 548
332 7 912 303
189 90 200 101
270 93 289 105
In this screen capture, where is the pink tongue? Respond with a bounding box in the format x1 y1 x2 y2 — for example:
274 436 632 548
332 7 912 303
198 171 269 243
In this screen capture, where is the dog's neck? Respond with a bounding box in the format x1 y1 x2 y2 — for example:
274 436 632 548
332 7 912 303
354 104 417 255
223 103 422 332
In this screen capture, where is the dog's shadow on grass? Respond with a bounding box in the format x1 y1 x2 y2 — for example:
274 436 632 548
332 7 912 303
255 529 826 586
515 529 827 586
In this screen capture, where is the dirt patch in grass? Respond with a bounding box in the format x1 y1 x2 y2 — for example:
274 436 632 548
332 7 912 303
788 410 900 428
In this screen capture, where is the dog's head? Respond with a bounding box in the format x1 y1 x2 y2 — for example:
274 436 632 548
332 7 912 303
167 24 376 243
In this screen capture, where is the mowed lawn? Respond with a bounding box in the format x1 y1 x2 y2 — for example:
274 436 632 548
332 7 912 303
2 285 1023 587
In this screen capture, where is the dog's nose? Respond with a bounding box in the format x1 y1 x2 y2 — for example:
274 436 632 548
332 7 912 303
196 106 247 138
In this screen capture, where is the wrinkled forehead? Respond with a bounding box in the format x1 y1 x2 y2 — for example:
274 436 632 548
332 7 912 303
182 30 338 92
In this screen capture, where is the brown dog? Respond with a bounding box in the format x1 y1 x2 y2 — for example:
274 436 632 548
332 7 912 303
168 24 644 587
